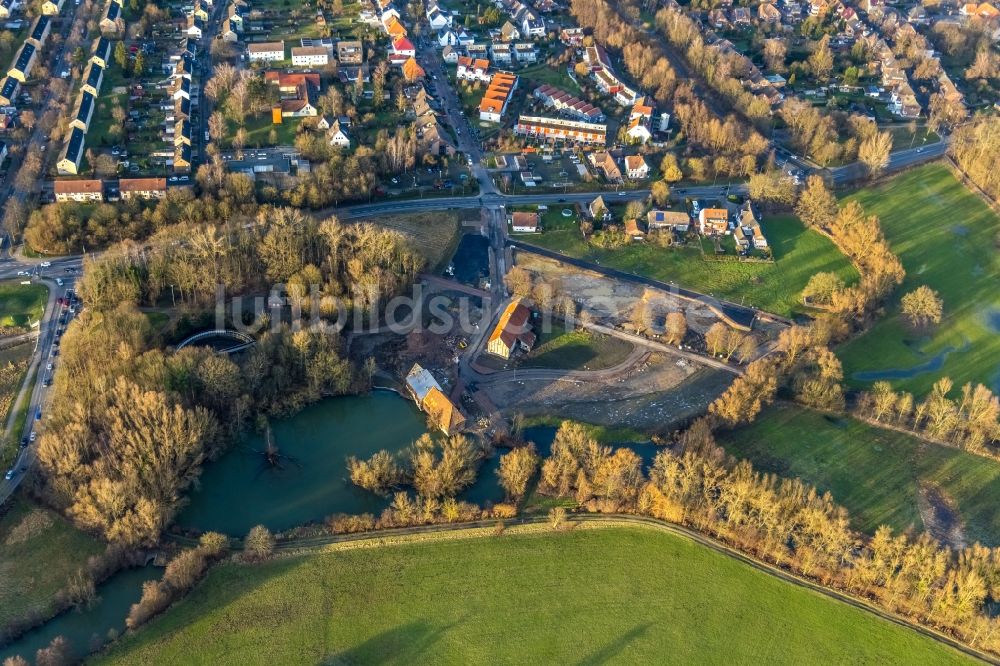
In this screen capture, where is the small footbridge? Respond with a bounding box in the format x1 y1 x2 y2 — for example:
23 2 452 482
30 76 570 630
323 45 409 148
175 329 256 354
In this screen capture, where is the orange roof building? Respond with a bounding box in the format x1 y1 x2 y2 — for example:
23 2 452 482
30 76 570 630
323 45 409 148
402 56 425 81
478 71 517 123
486 297 535 359
385 16 407 38
422 386 466 435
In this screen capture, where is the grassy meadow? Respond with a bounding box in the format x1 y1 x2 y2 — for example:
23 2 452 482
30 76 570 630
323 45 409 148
0 282 48 330
524 214 857 317
837 164 1000 396
355 212 463 273
518 326 635 371
0 498 105 631
719 406 1000 546
97 527 971 664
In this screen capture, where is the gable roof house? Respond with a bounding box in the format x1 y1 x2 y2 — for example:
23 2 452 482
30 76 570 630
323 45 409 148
8 43 36 83
478 71 516 122
456 55 491 82
441 44 459 63
27 15 51 49
486 298 536 359
426 4 453 29
588 194 611 221
40 0 65 15
54 179 104 202
81 61 104 97
0 76 18 106
404 364 465 435
647 209 690 232
101 0 124 34
624 154 649 180
119 177 168 200
327 119 350 147
510 211 539 232
499 20 520 41
57 127 86 175
589 151 622 182
71 91 95 131
698 208 730 235
91 37 113 68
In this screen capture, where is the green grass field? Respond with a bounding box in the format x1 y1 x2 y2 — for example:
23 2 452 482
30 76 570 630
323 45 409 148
837 164 1000 396
525 214 857 317
719 406 1000 546
0 498 105 631
518 326 634 371
0 342 32 468
0 281 47 329
96 527 971 664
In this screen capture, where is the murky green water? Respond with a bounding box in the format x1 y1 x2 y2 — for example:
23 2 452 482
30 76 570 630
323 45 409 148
176 391 428 536
0 567 156 664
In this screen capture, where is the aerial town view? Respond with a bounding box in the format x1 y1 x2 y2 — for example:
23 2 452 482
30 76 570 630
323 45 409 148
0 0 998 659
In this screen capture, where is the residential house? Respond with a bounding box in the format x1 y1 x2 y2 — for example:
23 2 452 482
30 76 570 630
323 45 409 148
27 15 50 49
172 75 191 101
758 2 781 22
499 20 520 40
698 208 729 235
40 0 64 15
265 71 320 117
490 42 512 65
513 42 536 63
70 91 94 132
186 14 203 38
646 209 690 233
100 0 124 33
402 56 424 81
478 71 517 122
589 151 621 182
533 84 604 121
337 40 364 65
457 55 491 82
515 115 607 145
291 46 329 67
519 10 545 37
327 119 350 147
390 36 415 58
426 3 452 28
91 37 112 68
174 118 192 146
559 27 584 46
248 41 285 62
588 195 611 221
174 143 192 173
511 211 539 232
624 155 648 180
486 298 535 359
54 179 104 202
0 76 17 106
442 44 459 63
8 43 36 82
438 28 460 46
57 127 85 175
384 15 407 39
119 177 168 200
81 61 103 97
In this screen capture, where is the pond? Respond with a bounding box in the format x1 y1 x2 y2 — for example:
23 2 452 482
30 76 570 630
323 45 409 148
0 567 157 664
176 391 427 536
851 342 967 383
460 425 663 506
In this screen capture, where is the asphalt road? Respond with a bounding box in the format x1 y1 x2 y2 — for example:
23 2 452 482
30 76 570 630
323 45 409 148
0 275 77 502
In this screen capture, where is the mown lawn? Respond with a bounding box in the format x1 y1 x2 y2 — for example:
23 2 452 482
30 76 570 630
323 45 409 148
518 326 634 371
96 527 971 665
719 406 1000 546
0 498 105 631
0 281 47 329
524 214 857 317
837 164 1000 396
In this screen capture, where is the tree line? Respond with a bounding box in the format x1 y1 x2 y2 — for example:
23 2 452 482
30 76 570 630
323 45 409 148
535 420 1000 656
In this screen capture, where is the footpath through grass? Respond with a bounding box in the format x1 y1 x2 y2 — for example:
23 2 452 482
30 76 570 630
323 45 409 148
719 406 1000 546
837 164 1000 395
0 498 104 631
0 282 47 329
97 527 971 665
525 214 857 317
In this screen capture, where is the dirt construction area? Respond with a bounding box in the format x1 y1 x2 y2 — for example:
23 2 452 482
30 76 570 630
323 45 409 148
476 352 732 433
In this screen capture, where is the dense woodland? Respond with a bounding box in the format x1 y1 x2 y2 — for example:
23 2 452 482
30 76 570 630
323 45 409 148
35 209 426 545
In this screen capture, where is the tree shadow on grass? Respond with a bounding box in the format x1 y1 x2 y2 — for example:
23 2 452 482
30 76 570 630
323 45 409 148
321 617 464 666
575 622 652 666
